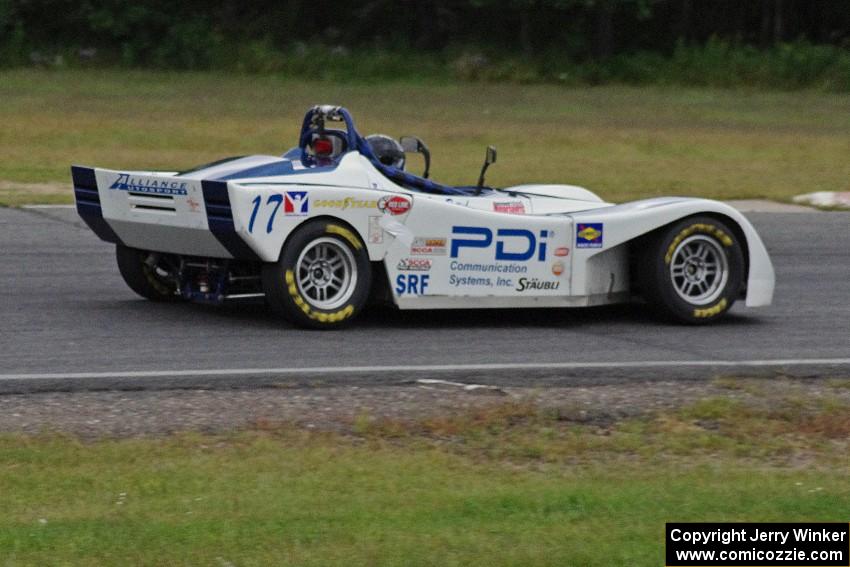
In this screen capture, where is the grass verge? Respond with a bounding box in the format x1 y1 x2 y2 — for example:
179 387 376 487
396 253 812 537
1 383 848 566
1 69 849 206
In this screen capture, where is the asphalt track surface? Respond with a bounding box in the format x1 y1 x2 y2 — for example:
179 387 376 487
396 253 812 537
1 206 848 393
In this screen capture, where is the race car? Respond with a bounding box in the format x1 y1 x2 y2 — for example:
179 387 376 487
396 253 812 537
71 105 774 328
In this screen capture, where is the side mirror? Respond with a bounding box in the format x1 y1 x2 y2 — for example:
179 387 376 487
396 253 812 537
399 135 431 179
476 145 497 192
399 136 419 153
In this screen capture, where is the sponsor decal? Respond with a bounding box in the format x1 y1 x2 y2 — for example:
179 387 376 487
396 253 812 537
448 260 527 289
493 201 526 214
284 191 309 215
516 277 561 292
368 215 383 244
315 197 377 210
552 261 564 276
554 247 570 257
450 275 498 288
395 274 430 295
110 173 188 196
411 237 447 256
397 258 432 272
378 195 412 215
449 261 527 274
186 196 201 212
451 226 549 261
576 223 603 248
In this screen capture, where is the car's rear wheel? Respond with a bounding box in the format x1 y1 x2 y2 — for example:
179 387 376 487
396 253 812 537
115 245 181 301
637 216 745 324
262 220 371 329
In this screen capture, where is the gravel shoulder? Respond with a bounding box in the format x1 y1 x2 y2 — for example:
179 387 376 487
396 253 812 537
1 377 846 439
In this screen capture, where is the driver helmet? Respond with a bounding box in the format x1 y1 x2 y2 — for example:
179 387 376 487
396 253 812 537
366 134 405 170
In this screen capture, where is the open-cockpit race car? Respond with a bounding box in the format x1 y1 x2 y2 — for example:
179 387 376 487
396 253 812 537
71 105 774 328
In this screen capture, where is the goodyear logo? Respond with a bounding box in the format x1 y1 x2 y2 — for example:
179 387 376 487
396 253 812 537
109 173 188 196
576 223 603 248
315 197 377 210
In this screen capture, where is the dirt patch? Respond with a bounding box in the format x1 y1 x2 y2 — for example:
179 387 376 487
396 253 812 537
0 180 72 206
0 180 68 194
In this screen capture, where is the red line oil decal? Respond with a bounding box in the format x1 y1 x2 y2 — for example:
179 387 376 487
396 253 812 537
378 195 411 216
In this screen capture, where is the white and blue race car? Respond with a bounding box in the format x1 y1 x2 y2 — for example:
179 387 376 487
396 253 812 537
71 105 774 328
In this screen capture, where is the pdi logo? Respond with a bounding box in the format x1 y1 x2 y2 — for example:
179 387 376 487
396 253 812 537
451 226 549 261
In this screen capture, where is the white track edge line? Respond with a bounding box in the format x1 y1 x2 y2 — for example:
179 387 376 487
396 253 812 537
2 358 850 381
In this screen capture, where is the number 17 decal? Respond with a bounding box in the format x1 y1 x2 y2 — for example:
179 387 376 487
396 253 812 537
264 194 283 233
248 192 304 234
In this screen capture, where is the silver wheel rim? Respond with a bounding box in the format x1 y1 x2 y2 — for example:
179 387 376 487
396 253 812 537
295 237 357 310
669 234 729 305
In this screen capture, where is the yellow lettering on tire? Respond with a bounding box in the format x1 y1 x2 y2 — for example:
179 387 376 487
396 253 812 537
284 269 355 324
693 298 728 318
326 224 363 250
665 223 734 264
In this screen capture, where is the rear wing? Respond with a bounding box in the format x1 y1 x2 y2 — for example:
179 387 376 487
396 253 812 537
72 165 123 244
70 166 259 260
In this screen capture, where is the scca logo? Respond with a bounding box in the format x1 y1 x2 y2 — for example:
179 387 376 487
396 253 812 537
451 226 549 261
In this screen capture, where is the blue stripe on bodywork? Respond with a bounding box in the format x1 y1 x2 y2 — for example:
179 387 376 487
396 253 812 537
201 180 262 261
71 165 124 245
177 155 247 176
215 159 338 181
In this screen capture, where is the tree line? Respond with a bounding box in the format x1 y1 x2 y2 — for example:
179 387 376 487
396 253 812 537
1 0 848 70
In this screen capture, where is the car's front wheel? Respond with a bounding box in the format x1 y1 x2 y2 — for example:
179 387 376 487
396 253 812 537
637 216 745 324
262 220 371 329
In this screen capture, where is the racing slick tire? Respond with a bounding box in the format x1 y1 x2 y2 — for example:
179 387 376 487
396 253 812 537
262 219 371 329
115 245 182 302
637 216 745 324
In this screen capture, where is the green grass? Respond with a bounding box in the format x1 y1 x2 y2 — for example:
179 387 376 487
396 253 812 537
2 69 850 206
1 392 849 566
